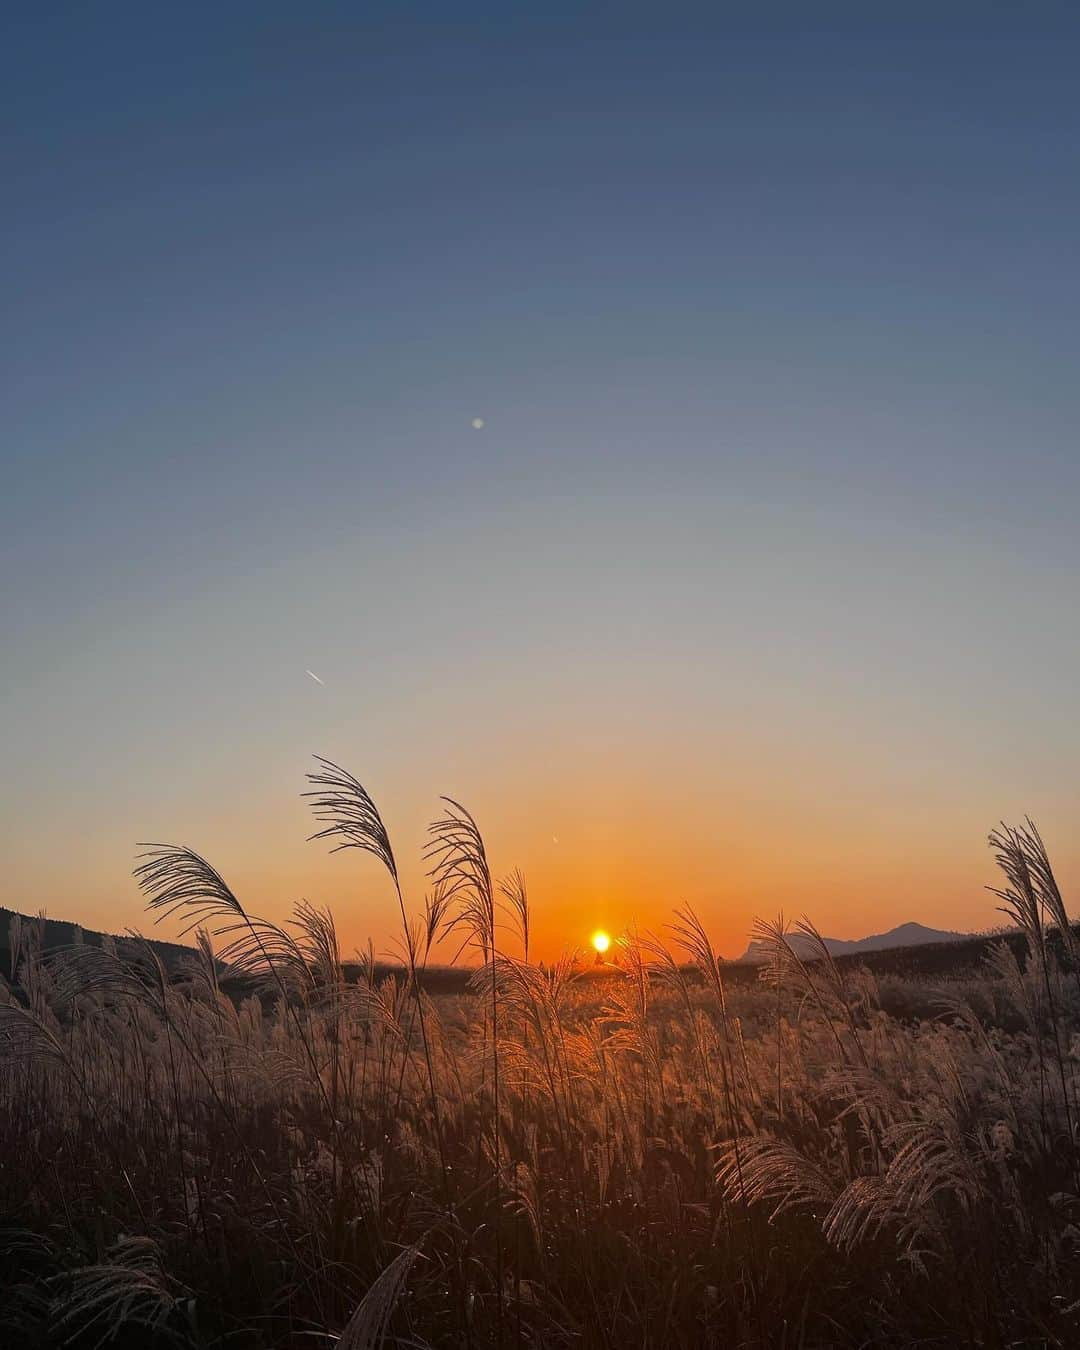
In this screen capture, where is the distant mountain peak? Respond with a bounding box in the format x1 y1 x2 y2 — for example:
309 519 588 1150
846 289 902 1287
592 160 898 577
739 921 967 964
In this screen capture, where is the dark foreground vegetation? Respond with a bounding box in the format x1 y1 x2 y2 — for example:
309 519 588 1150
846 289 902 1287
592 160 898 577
2 763 1079 1348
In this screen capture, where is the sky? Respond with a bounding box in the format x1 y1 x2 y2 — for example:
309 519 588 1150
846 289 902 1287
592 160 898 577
3 4 1079 960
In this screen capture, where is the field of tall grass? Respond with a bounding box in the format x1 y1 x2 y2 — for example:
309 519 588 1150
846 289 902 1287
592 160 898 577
2 760 1079 1347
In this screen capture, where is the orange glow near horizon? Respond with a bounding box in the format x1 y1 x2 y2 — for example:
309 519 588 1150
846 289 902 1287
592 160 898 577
15 734 1076 968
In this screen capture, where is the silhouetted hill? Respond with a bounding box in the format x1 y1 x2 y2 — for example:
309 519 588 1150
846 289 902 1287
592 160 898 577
0 906 470 993
740 921 968 963
0 905 191 976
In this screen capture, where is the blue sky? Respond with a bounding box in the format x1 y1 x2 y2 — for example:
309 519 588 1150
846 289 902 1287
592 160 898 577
3 5 1079 954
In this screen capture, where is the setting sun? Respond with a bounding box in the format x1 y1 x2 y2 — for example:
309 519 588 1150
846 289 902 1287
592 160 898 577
591 930 611 955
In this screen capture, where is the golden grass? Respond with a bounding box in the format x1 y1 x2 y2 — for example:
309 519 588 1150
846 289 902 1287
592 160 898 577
1 768 1078 1347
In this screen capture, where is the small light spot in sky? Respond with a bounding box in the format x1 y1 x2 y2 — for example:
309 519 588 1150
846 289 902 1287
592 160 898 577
305 670 325 686
471 417 485 429
552 836 559 845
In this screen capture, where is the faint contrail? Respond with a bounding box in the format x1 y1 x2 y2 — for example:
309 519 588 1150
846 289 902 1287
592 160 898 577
305 670 325 686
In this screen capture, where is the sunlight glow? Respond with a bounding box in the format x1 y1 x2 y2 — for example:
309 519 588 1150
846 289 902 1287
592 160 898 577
591 930 611 954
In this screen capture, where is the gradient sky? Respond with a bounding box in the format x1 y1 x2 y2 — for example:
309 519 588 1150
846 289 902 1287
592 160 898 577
4 4 1079 960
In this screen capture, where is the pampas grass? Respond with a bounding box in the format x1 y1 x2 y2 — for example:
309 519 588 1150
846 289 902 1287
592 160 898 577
2 765 1080 1347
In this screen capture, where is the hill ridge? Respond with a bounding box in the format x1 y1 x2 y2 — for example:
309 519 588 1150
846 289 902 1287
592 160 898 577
739 920 969 964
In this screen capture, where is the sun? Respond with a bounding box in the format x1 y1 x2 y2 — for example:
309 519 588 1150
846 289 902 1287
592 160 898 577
591 930 611 955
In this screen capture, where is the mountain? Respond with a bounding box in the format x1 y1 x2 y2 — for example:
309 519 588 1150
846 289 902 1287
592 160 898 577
739 921 968 964
0 907 473 993
0 905 193 974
